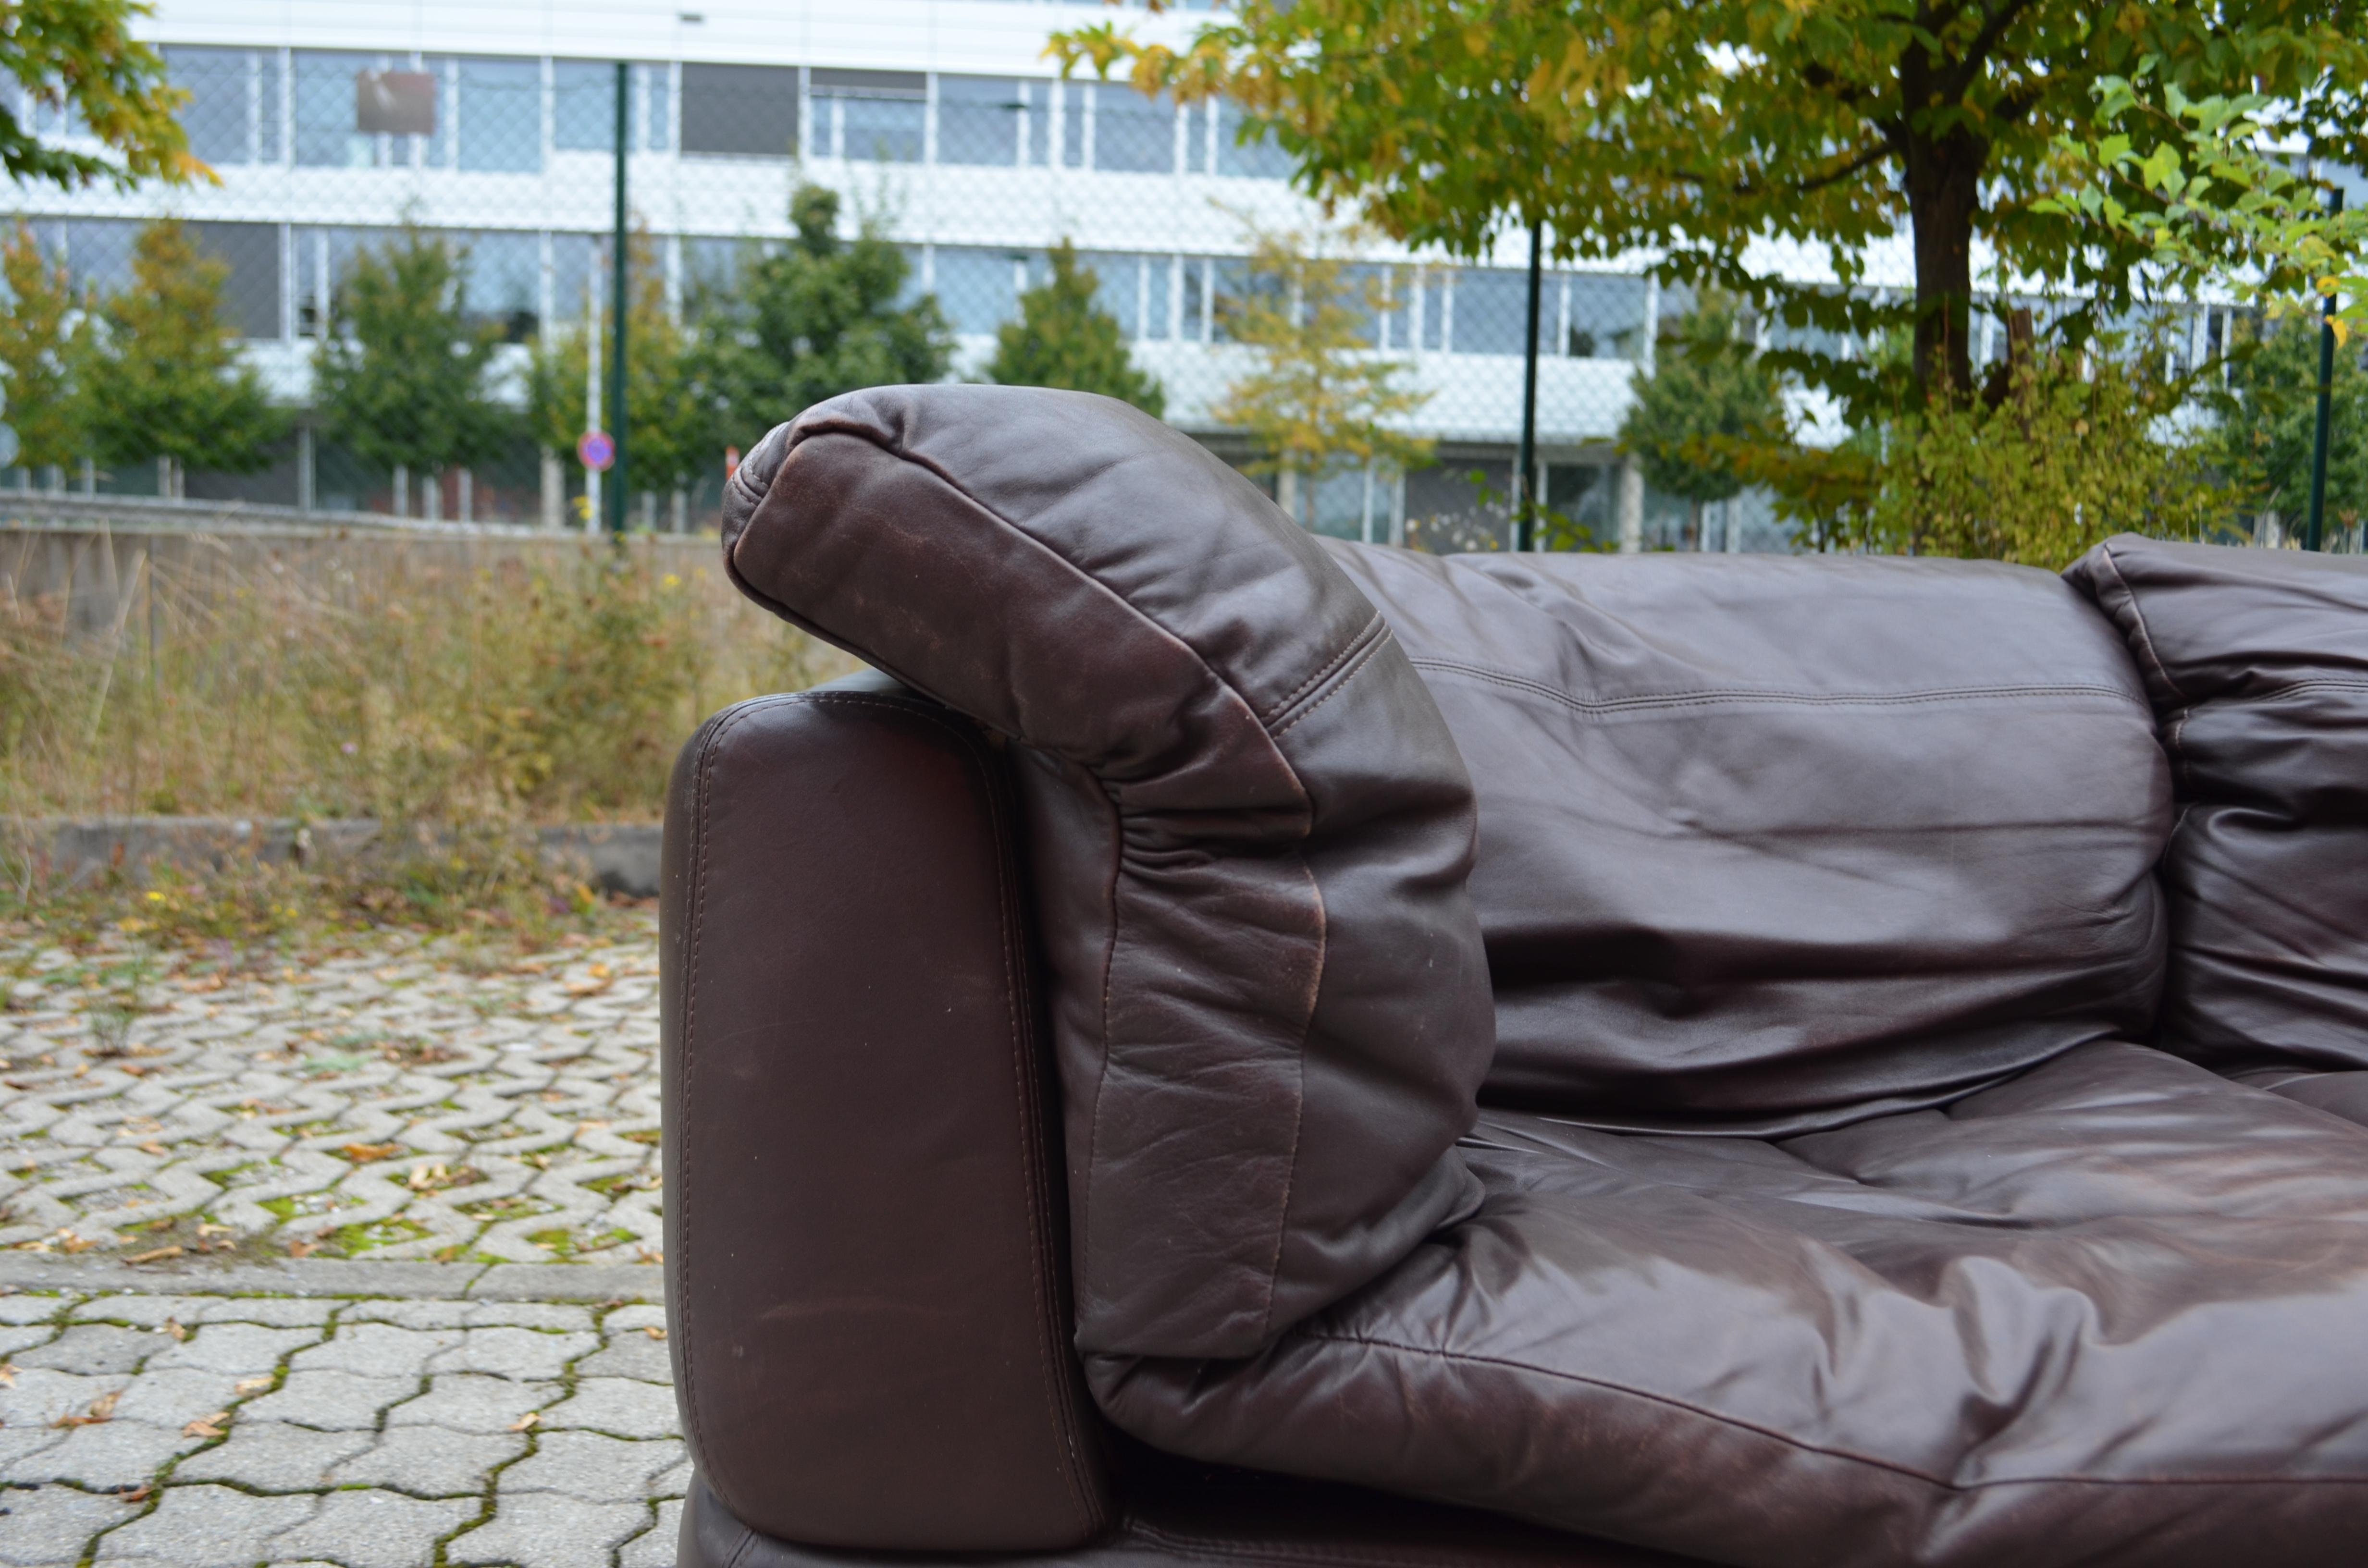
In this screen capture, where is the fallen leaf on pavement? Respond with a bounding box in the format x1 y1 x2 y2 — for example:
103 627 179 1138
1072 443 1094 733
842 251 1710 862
121 1484 151 1503
286 1237 315 1259
643 1326 667 1341
234 1376 273 1394
138 1142 166 1156
125 1245 182 1265
162 1319 188 1341
53 1390 120 1428
183 1410 229 1438
0 1362 16 1386
340 1142 402 1163
508 1410 539 1432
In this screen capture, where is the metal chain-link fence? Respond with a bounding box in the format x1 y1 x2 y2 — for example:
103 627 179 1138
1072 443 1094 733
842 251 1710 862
4 42 2361 553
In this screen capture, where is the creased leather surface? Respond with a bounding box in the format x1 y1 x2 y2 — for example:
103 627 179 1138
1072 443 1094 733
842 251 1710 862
1325 544 2171 1133
2065 535 2368 1086
721 385 1492 1360
1094 1041 2368 1567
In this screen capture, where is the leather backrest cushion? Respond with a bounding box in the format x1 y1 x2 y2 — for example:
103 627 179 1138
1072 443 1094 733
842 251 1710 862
2065 535 2368 1073
721 386 1493 1360
1328 544 2171 1135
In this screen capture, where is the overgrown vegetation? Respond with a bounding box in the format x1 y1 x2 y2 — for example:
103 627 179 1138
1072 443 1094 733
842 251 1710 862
0 533 856 948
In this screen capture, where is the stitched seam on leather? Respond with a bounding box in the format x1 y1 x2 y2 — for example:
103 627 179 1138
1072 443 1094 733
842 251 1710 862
967 719 1110 1537
678 695 789 1515
1257 853 1323 1347
2094 539 2192 709
1261 611 1385 726
1406 657 2144 716
1294 1332 2368 1492
1272 626 1394 740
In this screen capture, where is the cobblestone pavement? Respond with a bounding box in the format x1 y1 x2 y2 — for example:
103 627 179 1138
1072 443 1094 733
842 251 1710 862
0 928 662 1264
0 1272 683 1568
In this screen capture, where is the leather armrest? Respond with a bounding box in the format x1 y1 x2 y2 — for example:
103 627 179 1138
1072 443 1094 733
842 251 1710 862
661 673 1110 1551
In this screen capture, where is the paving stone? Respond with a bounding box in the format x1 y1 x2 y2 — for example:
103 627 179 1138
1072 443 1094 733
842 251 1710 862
343 1298 476 1330
91 1483 315 1566
445 1489 647 1568
266 1488 476 1568
384 1371 556 1434
238 1369 414 1431
604 1302 666 1333
173 1421 371 1490
145 1322 318 1377
12 1323 168 1375
466 1301 594 1331
69 1295 217 1329
618 1496 686 1568
653 1453 692 1498
290 1321 459 1379
12 1419 198 1489
501 1431 686 1502
0 1367 123 1429
0 1482 140 1567
426 1324 596 1381
106 1367 244 1427
0 1326 54 1359
576 1328 671 1382
330 1425 524 1496
541 1376 679 1439
0 1297 69 1325
194 1298 334 1327
0 1426 65 1470
0 929 659 1263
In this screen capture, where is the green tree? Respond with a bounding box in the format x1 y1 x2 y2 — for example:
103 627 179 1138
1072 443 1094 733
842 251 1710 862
0 223 94 472
690 184 953 451
1052 3 2368 411
1618 294 1788 549
987 241 1165 416
1210 223 1432 527
313 226 515 505
3 0 202 191
79 217 283 490
2200 315 2368 540
528 229 710 508
1827 343 2227 569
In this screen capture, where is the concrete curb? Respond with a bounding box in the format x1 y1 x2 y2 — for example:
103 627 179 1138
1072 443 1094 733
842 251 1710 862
5 816 665 899
0 1253 663 1301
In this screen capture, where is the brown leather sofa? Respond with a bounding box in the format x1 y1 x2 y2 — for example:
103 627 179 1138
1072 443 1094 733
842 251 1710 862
663 386 2368 1568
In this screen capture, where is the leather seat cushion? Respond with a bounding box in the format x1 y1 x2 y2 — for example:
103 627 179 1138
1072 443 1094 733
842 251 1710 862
2065 536 2368 1075
1092 1042 2368 1568
1327 543 2171 1134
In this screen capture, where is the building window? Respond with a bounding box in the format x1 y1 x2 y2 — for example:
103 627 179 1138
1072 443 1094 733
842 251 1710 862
678 62 796 157
1216 99 1293 180
934 246 1024 335
936 75 1023 168
554 60 669 154
455 56 540 172
1092 83 1172 174
293 51 387 168
166 47 282 166
813 69 924 163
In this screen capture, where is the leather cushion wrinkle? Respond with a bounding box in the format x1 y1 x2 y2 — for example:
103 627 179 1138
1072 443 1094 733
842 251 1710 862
719 385 1494 1360
1091 1041 2368 1568
1323 543 2172 1133
2066 536 2368 1086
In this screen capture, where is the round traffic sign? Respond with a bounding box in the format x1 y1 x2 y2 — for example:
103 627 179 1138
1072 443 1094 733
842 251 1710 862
577 430 616 472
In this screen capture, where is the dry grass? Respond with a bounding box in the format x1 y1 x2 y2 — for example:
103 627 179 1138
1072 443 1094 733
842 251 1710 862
0 527 857 947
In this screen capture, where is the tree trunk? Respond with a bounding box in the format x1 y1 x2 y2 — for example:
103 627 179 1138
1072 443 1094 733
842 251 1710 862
1898 45 1987 405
